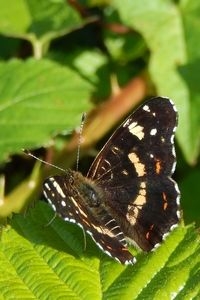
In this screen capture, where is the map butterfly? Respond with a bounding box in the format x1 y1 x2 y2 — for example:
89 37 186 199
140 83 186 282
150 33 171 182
43 97 180 264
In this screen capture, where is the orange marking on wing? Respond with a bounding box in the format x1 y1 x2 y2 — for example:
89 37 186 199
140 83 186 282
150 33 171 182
162 192 168 210
145 231 150 240
155 159 162 174
106 245 112 250
145 224 154 240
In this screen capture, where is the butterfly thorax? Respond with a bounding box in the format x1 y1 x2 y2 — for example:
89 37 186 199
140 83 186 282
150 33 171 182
67 170 103 208
46 170 112 224
43 169 128 249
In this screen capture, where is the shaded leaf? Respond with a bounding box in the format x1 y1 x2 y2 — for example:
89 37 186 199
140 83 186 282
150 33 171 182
0 0 82 39
0 0 83 57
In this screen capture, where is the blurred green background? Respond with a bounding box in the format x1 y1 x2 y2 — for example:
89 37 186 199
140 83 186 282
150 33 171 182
0 0 199 299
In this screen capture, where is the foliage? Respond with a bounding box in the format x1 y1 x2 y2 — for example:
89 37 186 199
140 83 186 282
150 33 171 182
0 0 199 299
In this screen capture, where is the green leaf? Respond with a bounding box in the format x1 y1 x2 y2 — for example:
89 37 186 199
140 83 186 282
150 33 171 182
0 202 199 299
0 58 92 162
113 0 200 164
68 50 112 100
0 0 83 57
180 168 200 226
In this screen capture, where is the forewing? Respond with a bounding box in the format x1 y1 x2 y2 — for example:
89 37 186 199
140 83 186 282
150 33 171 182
87 97 180 250
87 97 177 182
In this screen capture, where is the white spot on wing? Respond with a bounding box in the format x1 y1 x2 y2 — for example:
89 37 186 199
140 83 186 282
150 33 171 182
122 169 129 176
50 202 56 211
123 118 131 127
170 223 178 231
44 183 51 191
161 136 165 143
176 210 181 219
171 161 176 174
52 180 66 198
176 193 181 206
170 134 175 144
143 105 150 112
163 232 170 240
150 128 157 136
169 98 177 112
152 243 160 251
140 181 146 189
43 190 48 199
61 200 66 207
128 122 144 140
128 153 146 176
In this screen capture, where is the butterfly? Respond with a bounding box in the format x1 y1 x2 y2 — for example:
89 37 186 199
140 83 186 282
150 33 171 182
43 97 180 264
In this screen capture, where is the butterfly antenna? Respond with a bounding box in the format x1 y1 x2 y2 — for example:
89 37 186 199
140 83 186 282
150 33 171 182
75 113 87 249
76 112 87 171
23 149 66 173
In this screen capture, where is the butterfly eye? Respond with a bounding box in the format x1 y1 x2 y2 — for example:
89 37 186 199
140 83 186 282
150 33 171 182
90 191 100 207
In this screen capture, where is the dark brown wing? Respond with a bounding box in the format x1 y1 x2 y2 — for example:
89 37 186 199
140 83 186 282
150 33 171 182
43 173 136 264
87 97 180 251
